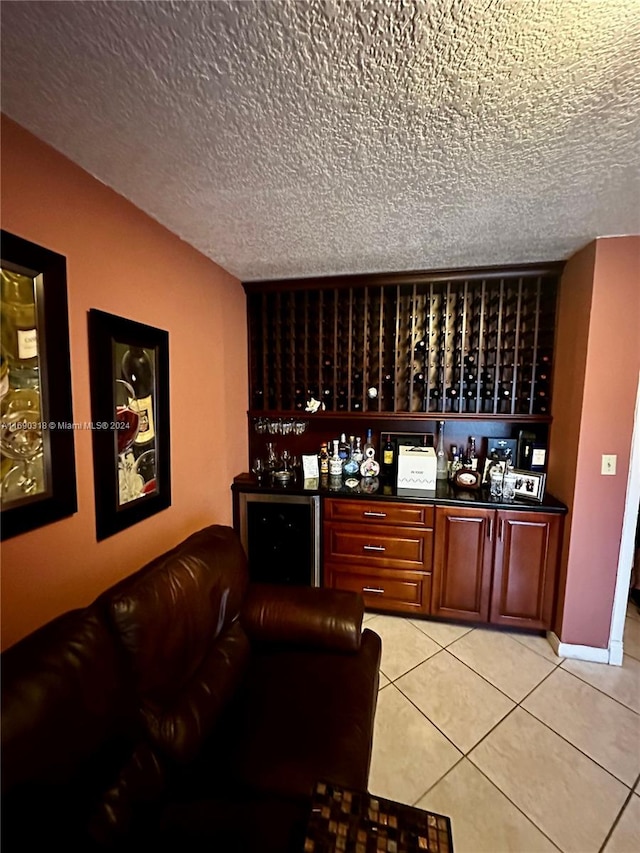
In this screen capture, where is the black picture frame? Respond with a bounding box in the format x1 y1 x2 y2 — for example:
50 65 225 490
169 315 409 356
88 309 170 540
512 469 546 503
1 230 77 540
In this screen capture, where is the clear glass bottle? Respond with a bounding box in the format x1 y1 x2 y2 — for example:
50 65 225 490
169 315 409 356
436 420 448 480
363 428 375 459
329 439 343 475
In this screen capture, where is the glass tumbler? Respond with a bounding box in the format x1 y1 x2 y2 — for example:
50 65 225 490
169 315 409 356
502 470 517 502
489 468 504 500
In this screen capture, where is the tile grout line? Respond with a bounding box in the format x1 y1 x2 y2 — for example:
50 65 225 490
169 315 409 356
374 617 639 846
597 786 638 853
381 681 466 757
407 704 564 853
558 660 640 716
514 706 636 791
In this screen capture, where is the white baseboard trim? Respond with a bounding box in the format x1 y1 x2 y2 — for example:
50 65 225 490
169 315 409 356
547 632 614 664
608 639 624 666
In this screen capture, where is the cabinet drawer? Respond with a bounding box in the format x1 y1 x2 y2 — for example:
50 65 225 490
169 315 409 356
324 524 433 571
324 498 434 529
328 567 431 614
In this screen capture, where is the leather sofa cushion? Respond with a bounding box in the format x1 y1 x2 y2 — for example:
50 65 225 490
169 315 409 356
198 627 382 802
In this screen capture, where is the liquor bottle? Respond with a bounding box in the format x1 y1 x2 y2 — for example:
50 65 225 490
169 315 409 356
121 346 155 449
338 433 349 460
436 421 448 480
343 438 360 477
382 434 395 477
449 446 463 482
352 436 364 464
329 439 343 475
318 442 329 475
363 428 376 460
467 437 478 471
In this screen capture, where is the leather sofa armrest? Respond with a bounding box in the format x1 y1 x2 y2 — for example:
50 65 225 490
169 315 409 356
241 583 364 652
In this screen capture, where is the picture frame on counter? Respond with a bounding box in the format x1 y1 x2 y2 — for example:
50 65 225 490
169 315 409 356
513 469 546 503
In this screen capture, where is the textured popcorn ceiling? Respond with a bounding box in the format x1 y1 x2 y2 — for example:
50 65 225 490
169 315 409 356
1 0 639 281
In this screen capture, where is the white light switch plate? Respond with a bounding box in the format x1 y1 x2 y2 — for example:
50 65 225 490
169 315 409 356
601 455 617 475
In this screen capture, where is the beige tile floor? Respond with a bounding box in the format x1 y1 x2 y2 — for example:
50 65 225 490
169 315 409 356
364 600 640 853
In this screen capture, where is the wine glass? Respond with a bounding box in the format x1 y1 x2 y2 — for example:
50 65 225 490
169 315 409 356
0 403 44 502
115 379 144 504
251 457 265 483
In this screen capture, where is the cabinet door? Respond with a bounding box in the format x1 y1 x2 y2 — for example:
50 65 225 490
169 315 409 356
432 506 494 622
490 511 562 629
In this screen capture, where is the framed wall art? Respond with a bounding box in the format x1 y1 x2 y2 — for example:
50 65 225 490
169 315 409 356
1 230 77 539
88 309 170 540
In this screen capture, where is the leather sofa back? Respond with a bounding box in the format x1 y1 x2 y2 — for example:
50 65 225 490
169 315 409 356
99 525 251 765
1 606 140 848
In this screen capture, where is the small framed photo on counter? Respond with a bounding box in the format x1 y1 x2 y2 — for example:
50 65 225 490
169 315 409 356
513 469 546 503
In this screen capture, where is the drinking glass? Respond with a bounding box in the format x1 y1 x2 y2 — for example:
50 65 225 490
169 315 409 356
502 470 517 502
0 404 44 501
489 467 503 500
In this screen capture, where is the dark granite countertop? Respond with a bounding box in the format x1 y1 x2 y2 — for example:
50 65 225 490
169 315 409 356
232 472 567 514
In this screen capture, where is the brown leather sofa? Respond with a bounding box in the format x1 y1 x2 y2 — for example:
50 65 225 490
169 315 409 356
1 525 381 852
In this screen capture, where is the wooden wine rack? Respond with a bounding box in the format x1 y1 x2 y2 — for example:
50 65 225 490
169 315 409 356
244 263 561 419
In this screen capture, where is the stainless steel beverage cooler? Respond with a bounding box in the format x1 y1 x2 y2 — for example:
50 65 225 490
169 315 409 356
237 492 321 586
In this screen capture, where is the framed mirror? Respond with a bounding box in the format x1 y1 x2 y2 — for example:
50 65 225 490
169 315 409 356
1 230 77 539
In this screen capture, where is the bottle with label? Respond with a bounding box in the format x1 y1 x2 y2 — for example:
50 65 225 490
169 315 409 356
1 269 39 386
338 433 349 461
449 447 463 482
352 436 364 464
467 436 478 471
318 442 329 475
363 428 375 459
329 439 343 475
436 421 448 480
343 442 360 477
382 434 395 478
121 347 155 450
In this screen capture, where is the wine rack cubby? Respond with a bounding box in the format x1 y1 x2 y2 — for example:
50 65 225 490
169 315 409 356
245 263 561 419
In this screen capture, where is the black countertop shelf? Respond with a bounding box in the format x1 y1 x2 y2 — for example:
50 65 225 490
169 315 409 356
232 473 567 514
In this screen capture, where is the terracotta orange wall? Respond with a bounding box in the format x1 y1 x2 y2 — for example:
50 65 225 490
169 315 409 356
550 236 640 647
0 116 248 649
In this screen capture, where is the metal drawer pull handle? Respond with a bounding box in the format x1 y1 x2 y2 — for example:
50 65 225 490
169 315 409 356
363 544 386 552
488 518 493 541
363 511 387 518
363 586 385 594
